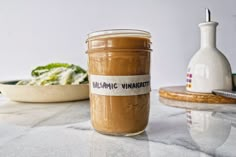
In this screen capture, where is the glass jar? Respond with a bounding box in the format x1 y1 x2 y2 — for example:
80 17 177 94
87 29 151 136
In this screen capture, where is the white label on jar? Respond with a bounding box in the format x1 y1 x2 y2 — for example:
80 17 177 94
89 75 150 96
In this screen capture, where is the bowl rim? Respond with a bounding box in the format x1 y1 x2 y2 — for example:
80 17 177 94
0 80 89 87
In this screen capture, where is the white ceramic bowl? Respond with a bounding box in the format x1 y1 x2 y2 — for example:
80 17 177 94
0 80 89 103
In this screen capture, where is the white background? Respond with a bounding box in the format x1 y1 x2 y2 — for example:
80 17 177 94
0 0 236 89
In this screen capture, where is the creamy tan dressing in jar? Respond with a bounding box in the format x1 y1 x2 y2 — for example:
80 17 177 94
87 29 152 136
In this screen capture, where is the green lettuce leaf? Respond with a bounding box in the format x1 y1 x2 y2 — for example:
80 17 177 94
31 63 86 77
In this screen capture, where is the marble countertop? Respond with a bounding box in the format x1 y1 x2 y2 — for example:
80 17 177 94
0 91 235 157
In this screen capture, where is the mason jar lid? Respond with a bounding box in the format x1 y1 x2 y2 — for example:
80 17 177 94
87 29 151 39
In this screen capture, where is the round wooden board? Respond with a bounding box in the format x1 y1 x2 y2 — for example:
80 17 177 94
159 97 236 112
159 86 236 104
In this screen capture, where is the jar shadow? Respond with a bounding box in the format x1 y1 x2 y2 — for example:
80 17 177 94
89 131 150 157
